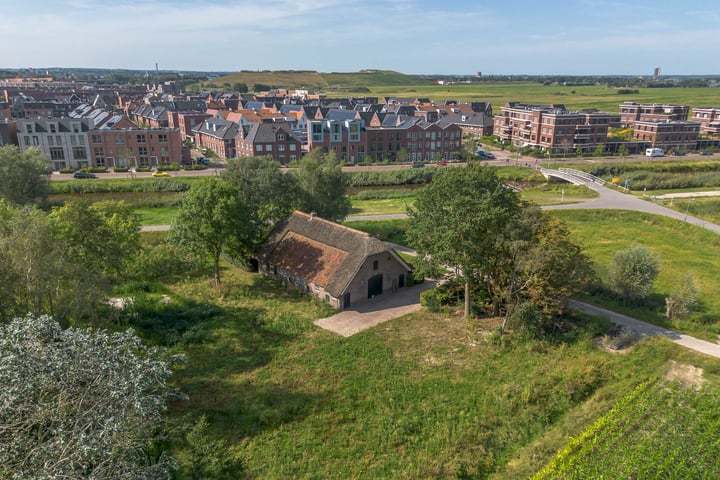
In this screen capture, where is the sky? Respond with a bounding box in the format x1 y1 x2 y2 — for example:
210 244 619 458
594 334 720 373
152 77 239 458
2 0 718 75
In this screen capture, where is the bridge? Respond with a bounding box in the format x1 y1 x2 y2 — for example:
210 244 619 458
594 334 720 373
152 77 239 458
539 167 606 187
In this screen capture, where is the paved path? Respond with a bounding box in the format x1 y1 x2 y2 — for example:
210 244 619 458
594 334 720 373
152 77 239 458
570 300 720 359
542 176 720 233
314 281 436 337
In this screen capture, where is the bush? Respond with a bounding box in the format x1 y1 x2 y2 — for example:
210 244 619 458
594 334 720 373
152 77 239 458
59 167 74 174
89 167 108 173
113 166 130 173
135 166 152 172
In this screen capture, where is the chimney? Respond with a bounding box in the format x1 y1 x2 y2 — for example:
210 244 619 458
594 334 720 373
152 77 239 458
309 211 317 220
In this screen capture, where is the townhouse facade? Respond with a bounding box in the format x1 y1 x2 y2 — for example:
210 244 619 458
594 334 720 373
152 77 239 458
235 122 302 164
89 118 186 168
17 117 94 170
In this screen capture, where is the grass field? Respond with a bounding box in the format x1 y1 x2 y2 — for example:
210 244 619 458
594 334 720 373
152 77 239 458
194 70 720 111
147 261 720 479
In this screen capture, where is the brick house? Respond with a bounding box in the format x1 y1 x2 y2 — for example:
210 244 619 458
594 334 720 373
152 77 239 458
307 117 367 163
89 117 186 168
192 116 239 158
169 111 212 141
235 122 302 164
257 211 413 310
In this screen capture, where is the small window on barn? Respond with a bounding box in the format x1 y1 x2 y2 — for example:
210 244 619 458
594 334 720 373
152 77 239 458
373 260 379 270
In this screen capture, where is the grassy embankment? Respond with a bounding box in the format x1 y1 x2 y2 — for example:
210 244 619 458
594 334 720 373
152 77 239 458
132 241 720 478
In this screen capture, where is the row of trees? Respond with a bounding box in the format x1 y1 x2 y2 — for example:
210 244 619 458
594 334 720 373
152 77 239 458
171 152 349 285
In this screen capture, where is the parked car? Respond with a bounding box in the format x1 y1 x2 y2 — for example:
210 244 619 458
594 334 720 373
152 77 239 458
411 162 424 168
645 148 664 157
152 171 169 177
484 152 496 159
476 149 487 157
73 171 97 179
196 157 210 165
700 150 714 156
438 161 448 166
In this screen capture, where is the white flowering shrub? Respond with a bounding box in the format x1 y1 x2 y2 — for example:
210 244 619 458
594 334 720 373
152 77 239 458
0 314 184 479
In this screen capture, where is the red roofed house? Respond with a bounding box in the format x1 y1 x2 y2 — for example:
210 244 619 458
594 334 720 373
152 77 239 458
257 211 413 310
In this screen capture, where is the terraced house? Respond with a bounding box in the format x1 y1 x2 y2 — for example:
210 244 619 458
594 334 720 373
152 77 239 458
17 117 93 171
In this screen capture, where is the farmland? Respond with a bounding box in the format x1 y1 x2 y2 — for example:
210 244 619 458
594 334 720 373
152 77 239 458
535 377 720 479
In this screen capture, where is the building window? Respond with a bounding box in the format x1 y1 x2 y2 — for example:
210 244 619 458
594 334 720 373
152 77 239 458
94 147 104 158
278 144 285 151
72 123 80 133
255 145 262 152
91 134 101 144
158 133 167 143
115 135 124 144
265 144 272 152
373 260 379 270
49 124 57 133
277 134 285 141
136 134 146 144
49 147 65 160
290 144 296 151
72 147 87 160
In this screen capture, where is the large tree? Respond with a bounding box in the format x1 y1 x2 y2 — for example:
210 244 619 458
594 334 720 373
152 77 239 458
0 314 181 479
293 151 351 221
407 163 523 318
0 145 53 206
169 178 254 285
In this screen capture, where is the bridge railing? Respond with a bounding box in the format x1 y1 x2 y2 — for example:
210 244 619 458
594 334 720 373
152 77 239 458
558 168 606 185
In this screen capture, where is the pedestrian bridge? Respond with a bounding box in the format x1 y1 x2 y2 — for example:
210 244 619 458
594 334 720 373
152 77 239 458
539 167 606 186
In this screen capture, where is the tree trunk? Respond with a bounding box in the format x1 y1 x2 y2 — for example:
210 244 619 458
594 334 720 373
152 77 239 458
213 253 221 286
464 277 471 319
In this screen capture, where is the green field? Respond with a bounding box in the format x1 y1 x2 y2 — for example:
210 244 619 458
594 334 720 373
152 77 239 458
193 70 720 111
535 378 720 479
151 260 720 479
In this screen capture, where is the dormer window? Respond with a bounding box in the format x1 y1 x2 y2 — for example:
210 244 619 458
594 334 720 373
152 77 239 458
277 134 285 141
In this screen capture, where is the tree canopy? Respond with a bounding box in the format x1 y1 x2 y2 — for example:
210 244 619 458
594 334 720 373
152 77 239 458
608 245 660 306
0 146 53 206
293 151 351 221
0 314 182 479
169 178 255 285
407 163 523 318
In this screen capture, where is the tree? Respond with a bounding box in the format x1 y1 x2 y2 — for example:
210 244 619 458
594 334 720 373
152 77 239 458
618 143 630 159
0 145 52 206
592 143 605 157
396 147 409 164
0 314 182 478
608 245 660 306
169 178 254 285
576 146 584 158
223 155 298 226
493 208 594 330
51 200 140 280
407 163 523 318
666 272 699 320
293 151 351 221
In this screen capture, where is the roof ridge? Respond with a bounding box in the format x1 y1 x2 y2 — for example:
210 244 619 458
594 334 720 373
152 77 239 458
293 211 370 237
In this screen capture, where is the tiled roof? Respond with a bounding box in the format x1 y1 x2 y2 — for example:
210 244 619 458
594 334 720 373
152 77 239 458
258 211 409 297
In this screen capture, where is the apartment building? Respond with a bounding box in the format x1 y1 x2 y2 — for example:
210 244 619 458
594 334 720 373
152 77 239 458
494 103 619 152
619 102 689 127
192 116 238 158
632 120 700 150
17 117 93 170
691 107 720 136
89 117 185 168
307 117 367 163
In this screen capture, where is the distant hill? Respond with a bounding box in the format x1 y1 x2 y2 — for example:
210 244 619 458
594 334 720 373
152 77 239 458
192 70 425 93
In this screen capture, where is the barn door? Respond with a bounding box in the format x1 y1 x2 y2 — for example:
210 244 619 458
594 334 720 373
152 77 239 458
367 274 383 299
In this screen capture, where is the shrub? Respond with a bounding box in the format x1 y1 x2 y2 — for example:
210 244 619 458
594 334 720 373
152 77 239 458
135 166 152 172
59 167 74 174
113 166 130 173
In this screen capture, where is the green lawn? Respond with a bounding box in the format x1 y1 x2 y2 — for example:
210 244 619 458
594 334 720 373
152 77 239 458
148 263 720 479
134 206 178 226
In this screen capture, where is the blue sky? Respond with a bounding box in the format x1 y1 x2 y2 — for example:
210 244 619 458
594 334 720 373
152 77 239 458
2 0 718 75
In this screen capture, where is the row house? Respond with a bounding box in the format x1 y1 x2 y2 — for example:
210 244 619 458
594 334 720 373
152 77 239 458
494 102 619 153
168 111 211 141
130 103 169 128
0 102 11 120
89 117 186 168
307 117 367 163
691 107 720 137
235 123 302 165
192 116 238 158
619 102 689 128
439 112 494 138
632 120 700 151
17 117 93 171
